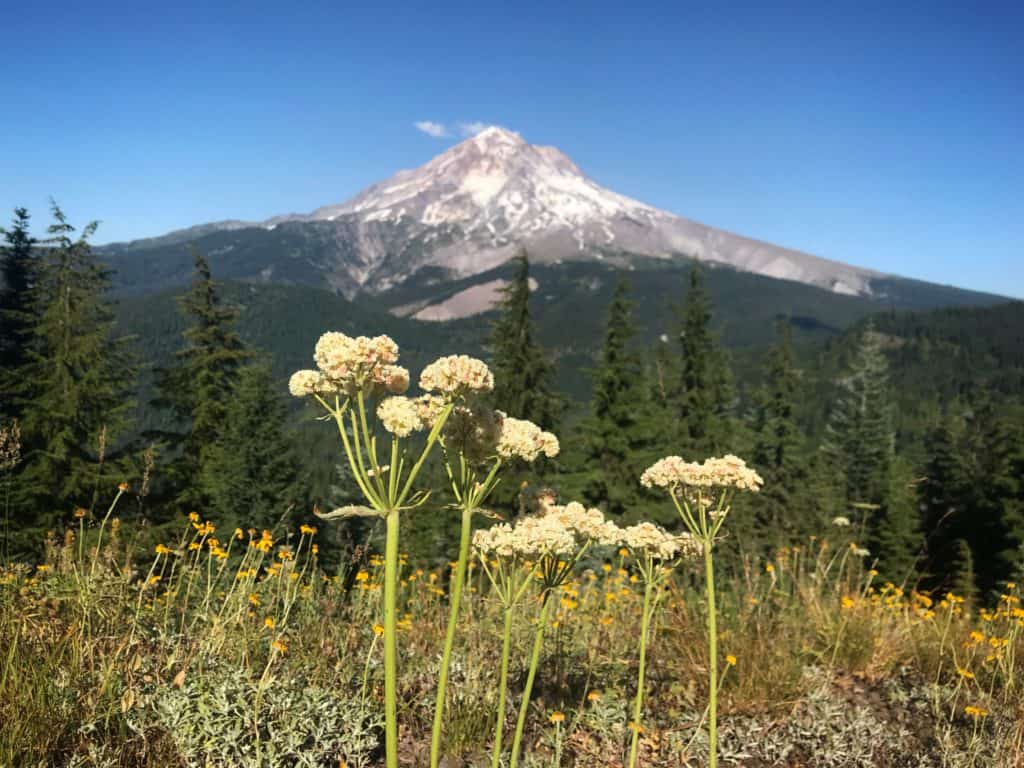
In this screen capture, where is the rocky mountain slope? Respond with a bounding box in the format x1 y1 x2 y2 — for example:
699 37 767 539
101 127 1004 314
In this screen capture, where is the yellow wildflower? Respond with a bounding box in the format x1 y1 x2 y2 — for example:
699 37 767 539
549 711 565 724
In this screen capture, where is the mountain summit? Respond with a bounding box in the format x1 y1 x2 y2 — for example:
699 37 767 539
108 128 965 304
259 126 877 296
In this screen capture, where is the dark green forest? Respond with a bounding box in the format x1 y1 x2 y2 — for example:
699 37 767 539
2 206 1022 599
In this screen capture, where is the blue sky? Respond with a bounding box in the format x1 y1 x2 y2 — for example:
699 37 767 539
1 0 1021 297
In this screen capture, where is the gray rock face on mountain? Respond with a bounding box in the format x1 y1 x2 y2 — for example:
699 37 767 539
258 126 880 296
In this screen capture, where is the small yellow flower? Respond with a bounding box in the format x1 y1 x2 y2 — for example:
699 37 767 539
587 691 602 703
764 563 774 573
155 544 172 555
249 593 260 606
725 654 737 666
312 544 319 555
300 524 317 535
355 570 370 583
841 596 856 610
964 705 988 718
234 528 244 540
118 481 129 492
372 623 385 637
264 616 276 630
188 511 200 523
549 711 565 724
272 639 288 654
957 667 974 679
73 507 88 519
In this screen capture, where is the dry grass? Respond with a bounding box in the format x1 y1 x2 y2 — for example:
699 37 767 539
1 508 1022 767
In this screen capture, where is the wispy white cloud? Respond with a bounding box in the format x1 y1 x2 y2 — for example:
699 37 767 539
458 121 491 137
414 120 448 138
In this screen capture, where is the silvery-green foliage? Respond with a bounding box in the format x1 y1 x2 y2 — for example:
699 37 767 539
150 661 380 767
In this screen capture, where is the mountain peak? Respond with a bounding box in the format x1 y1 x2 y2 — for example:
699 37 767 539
470 125 525 148
254 130 883 297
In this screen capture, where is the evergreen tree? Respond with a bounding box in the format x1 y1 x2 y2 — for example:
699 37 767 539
966 401 1024 595
155 249 249 510
578 280 660 520
822 321 892 509
872 456 922 583
487 250 561 430
0 207 40 420
750 321 808 543
920 417 969 589
668 265 734 455
12 204 134 542
200 362 299 531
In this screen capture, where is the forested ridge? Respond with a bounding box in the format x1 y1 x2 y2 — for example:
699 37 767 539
3 205 1023 597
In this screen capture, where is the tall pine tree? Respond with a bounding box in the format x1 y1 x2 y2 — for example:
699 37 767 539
750 321 808 544
200 362 299 530
12 204 134 544
821 321 892 508
667 265 734 455
0 208 39 421
155 249 249 510
577 280 661 521
487 250 561 430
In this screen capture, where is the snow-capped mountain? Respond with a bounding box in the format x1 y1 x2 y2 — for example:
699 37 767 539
252 126 878 297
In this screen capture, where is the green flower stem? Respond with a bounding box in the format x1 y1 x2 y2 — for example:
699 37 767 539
430 503 474 768
88 488 125 581
704 539 719 768
383 507 400 768
510 592 552 768
491 604 515 768
628 575 656 768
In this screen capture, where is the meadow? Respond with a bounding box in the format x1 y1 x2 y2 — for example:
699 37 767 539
2 333 1022 768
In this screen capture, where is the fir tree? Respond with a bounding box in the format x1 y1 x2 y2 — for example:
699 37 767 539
487 250 561 430
750 321 808 542
12 204 134 542
670 265 734 455
920 417 969 589
872 457 922 583
578 280 660 520
967 400 1024 595
0 207 40 420
200 362 299 531
155 248 249 510
822 321 892 509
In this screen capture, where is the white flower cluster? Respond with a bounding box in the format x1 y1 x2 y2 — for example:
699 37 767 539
831 516 851 528
419 355 494 397
621 522 701 560
495 415 560 462
472 501 623 561
544 502 620 547
640 454 764 494
377 397 426 438
290 332 409 398
288 369 332 398
472 516 577 559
